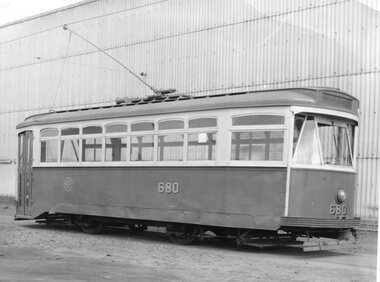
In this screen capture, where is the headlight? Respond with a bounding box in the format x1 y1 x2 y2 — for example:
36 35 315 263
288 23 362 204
336 188 347 204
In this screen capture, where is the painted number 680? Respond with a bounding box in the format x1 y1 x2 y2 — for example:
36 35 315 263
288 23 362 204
157 182 179 194
329 204 347 215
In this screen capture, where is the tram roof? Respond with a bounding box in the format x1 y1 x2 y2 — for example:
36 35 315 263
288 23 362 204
17 87 359 129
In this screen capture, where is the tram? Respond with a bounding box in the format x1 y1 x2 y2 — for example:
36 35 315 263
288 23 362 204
15 87 360 250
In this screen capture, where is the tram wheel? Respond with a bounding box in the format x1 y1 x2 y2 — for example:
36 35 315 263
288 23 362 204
166 225 198 245
79 220 103 234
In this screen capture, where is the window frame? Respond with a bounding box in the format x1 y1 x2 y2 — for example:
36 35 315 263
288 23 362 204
105 123 128 134
292 114 356 170
104 123 128 163
81 125 103 163
156 118 186 163
39 128 59 164
130 121 155 132
58 126 82 165
129 120 155 163
229 113 286 166
130 134 155 162
187 116 218 163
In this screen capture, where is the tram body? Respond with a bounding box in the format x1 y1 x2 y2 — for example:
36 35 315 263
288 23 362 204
15 88 360 249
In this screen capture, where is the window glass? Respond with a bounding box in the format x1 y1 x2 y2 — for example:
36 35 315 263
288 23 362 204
188 133 216 160
347 124 355 156
105 137 127 161
158 120 184 130
83 126 102 134
106 124 128 133
233 115 284 126
318 123 352 166
293 117 321 164
189 118 217 128
40 140 58 162
130 136 154 161
41 128 58 137
293 115 305 153
18 134 24 167
131 122 154 132
82 138 102 162
61 139 80 162
61 128 79 136
158 134 184 161
231 131 284 161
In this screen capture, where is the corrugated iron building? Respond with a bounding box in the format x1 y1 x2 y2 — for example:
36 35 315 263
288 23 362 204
0 0 378 223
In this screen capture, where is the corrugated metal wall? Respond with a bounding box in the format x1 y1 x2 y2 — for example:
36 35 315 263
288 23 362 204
0 0 378 220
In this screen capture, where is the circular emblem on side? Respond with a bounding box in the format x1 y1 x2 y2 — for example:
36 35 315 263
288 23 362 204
64 177 73 192
336 188 346 204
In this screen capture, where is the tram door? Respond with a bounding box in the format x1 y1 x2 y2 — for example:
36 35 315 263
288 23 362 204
17 131 33 216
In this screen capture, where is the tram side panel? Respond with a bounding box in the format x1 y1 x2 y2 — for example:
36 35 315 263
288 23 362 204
30 166 287 230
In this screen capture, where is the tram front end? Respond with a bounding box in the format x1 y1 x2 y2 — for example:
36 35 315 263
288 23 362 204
281 112 360 251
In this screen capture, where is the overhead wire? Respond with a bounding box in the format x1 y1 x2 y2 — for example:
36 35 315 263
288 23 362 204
63 24 159 94
0 0 168 47
50 31 72 110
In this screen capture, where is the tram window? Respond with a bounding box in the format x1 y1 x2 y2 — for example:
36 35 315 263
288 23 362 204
82 138 102 162
40 128 58 137
18 135 24 167
158 134 184 161
131 122 154 132
40 140 58 162
61 127 79 136
293 115 305 153
188 133 216 160
232 115 284 126
158 120 184 130
293 117 321 165
105 137 127 161
83 126 102 134
347 123 355 156
231 131 284 161
318 123 352 166
189 118 217 128
61 139 80 162
106 124 128 133
130 136 154 161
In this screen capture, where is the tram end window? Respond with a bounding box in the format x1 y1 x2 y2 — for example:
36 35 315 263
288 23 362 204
347 123 355 157
293 115 305 154
318 123 353 166
293 117 321 165
293 115 355 167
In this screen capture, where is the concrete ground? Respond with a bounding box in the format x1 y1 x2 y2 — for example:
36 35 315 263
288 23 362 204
0 204 377 281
